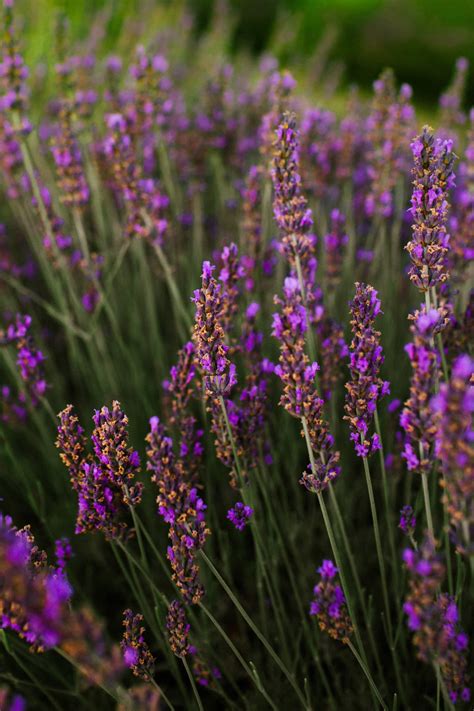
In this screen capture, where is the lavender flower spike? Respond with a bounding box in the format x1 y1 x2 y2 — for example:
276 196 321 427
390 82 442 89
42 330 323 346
406 126 455 292
403 536 471 703
344 283 390 457
309 559 353 643
192 260 236 397
121 609 155 681
435 354 474 555
272 276 340 492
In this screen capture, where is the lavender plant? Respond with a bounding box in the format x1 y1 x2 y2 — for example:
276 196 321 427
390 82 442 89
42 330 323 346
0 2 473 710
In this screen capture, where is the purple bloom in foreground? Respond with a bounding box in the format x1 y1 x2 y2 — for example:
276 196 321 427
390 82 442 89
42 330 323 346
227 502 253 531
310 559 353 643
403 536 470 703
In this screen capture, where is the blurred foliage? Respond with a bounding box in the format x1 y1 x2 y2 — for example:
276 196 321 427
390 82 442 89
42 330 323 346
14 0 474 106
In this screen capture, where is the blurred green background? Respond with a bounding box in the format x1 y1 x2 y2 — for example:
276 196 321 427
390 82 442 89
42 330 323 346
16 0 474 106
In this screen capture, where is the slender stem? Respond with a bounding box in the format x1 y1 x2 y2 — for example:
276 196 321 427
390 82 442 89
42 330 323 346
150 678 176 711
200 551 308 708
362 455 393 643
218 396 291 660
199 603 278 710
301 421 367 659
374 408 399 591
347 641 388 711
182 657 204 711
328 484 384 681
421 470 434 538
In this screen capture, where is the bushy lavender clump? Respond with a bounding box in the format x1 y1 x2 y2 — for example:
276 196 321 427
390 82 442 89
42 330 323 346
344 283 389 457
403 536 471 704
309 559 353 643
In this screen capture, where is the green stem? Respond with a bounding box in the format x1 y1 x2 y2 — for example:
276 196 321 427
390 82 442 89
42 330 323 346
347 641 388 711
199 603 278 710
200 551 307 709
421 470 434 538
362 455 393 643
374 408 399 591
182 657 204 711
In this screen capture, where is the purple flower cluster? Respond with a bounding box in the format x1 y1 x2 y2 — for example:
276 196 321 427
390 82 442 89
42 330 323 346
103 112 169 243
400 306 447 475
1 314 47 423
344 283 389 457
121 609 155 681
166 599 191 658
162 341 204 485
227 502 253 531
434 354 474 554
0 1 29 114
50 101 90 208
56 401 143 539
0 515 72 652
399 505 416 538
364 69 414 218
272 277 340 492
146 416 208 605
407 126 456 291
403 536 471 704
309 559 353 643
192 260 236 398
271 112 315 269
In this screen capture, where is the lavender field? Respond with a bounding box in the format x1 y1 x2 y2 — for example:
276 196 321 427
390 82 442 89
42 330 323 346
0 1 473 709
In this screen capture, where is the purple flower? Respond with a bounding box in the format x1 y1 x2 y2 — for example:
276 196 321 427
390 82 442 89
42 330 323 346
272 278 340 492
56 402 142 539
121 609 155 681
434 354 474 554
146 417 208 604
309 559 353 643
399 505 416 537
192 260 236 397
406 126 455 291
166 599 191 657
344 283 389 457
404 536 470 702
227 502 253 531
400 305 446 477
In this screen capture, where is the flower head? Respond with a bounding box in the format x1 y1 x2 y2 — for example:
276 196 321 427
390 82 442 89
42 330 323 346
121 609 155 681
407 126 455 291
344 283 389 457
227 502 253 531
166 599 190 658
310 559 353 643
